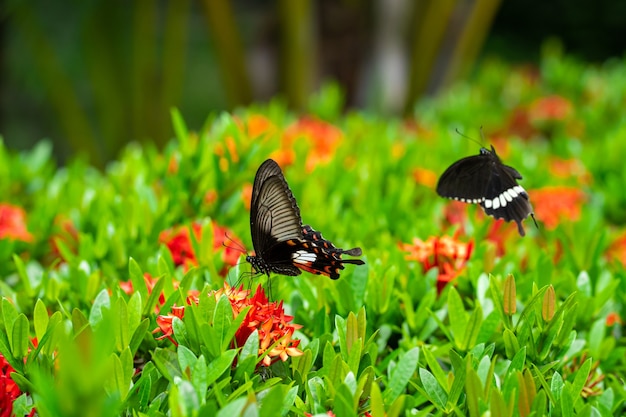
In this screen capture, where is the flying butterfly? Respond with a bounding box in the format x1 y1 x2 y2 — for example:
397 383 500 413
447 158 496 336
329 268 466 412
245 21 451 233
246 159 364 279
436 145 538 236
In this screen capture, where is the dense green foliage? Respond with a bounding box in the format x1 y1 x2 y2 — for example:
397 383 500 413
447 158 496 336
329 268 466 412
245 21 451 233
1 51 625 416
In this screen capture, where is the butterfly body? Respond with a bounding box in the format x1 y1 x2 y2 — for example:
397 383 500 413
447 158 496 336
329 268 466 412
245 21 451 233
248 159 364 279
437 146 536 236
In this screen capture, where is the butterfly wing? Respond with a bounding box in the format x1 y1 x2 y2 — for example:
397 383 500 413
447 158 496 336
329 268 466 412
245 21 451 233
250 175 303 256
436 153 493 203
249 160 303 275
480 164 533 236
298 225 365 279
251 159 286 210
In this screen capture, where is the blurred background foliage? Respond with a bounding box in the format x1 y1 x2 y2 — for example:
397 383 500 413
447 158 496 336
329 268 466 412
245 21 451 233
1 0 625 167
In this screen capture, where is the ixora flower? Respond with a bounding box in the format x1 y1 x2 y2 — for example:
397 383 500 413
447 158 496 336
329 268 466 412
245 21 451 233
0 203 33 242
159 221 244 274
528 95 573 122
154 283 303 366
606 232 626 267
399 234 473 293
528 186 586 230
281 117 343 172
1 352 35 417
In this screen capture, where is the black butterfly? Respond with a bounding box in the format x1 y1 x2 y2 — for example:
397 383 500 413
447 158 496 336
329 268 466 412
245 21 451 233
436 145 537 236
246 159 364 279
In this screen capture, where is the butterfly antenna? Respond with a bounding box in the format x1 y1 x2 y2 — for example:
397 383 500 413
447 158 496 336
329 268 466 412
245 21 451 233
455 127 485 148
530 213 539 230
223 232 248 255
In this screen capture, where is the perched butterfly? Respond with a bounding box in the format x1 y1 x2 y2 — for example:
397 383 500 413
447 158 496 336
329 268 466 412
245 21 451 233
246 159 364 279
436 145 537 236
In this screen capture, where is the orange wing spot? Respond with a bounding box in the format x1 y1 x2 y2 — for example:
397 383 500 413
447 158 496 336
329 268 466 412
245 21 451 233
287 240 297 246
298 262 330 277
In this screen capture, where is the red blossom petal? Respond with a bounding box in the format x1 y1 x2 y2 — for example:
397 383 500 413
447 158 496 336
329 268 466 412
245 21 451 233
0 203 33 242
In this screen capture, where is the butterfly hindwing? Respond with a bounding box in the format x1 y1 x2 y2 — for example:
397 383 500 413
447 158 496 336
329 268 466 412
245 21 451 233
299 225 365 279
437 146 536 236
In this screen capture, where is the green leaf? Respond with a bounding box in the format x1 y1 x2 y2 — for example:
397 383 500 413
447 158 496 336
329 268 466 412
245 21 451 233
570 357 592 402
420 367 447 410
128 257 148 300
213 295 233 351
461 304 483 351
259 384 291 417
152 347 183 382
551 371 564 400
447 287 468 349
369 377 385 417
178 345 198 378
206 349 237 387
465 363 483 417
33 299 49 342
383 347 419 405
422 347 448 393
11 314 29 359
2 298 19 345
507 346 527 376
89 289 111 327
192 355 208 405
12 254 33 297
560 382 574 417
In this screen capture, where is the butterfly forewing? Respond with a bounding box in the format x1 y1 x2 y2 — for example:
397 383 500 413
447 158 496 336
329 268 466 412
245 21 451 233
436 153 495 203
250 171 303 257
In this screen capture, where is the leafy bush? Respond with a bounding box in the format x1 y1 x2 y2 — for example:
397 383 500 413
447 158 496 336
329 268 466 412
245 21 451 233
1 51 626 416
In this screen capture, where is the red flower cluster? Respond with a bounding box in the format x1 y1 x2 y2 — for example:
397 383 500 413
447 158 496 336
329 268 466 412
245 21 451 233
606 232 626 267
154 283 303 366
399 234 473 293
1 353 26 417
0 203 32 242
528 186 586 230
159 221 244 275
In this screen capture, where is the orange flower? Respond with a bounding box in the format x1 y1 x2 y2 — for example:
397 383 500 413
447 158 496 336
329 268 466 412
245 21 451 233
606 232 626 267
269 148 296 168
399 234 473 293
214 136 240 172
606 312 622 327
529 95 573 122
241 183 253 211
159 221 244 274
153 305 185 344
235 114 277 140
154 283 303 366
0 203 33 242
412 168 437 188
282 117 343 172
528 187 586 230
204 190 218 206
548 157 592 185
167 155 179 174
